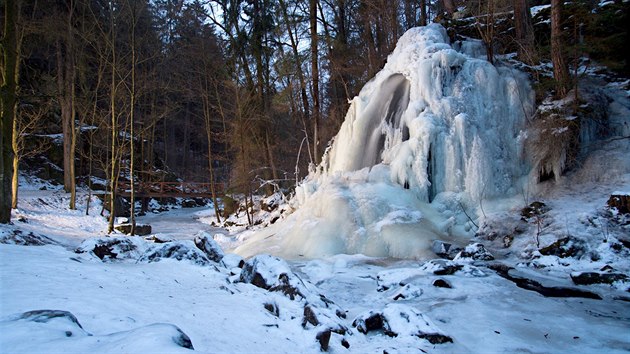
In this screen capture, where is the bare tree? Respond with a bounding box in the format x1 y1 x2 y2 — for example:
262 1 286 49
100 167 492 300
551 0 570 97
513 0 536 65
1 0 21 223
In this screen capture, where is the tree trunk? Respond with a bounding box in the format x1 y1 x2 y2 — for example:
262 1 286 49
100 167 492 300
551 0 570 98
310 0 321 165
56 1 77 209
1 0 19 223
514 0 537 65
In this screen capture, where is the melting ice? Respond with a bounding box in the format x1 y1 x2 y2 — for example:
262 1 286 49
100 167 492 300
234 24 534 259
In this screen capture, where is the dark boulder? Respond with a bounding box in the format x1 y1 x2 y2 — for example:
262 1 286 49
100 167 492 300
521 201 550 220
115 224 152 236
432 279 452 288
608 193 630 214
420 259 463 275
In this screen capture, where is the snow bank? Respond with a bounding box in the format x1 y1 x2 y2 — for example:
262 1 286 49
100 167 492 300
235 24 533 259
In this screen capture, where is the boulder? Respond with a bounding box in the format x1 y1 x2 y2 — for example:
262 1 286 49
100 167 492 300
139 241 211 266
432 279 452 288
608 193 630 214
539 237 588 259
392 284 423 300
570 272 628 286
431 240 462 259
352 304 452 344
75 237 146 261
0 230 58 246
453 243 494 262
420 259 463 275
194 232 224 263
521 201 550 220
115 224 152 236
239 255 304 299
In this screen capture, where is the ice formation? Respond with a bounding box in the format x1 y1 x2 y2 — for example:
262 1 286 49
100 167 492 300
234 24 534 259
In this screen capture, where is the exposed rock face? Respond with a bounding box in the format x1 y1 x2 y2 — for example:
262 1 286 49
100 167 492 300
194 232 224 263
352 304 452 345
420 259 463 275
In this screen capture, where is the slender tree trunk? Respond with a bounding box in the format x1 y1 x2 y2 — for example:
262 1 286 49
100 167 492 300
420 0 427 26
514 0 537 65
551 0 570 98
310 0 321 164
1 0 19 223
11 124 18 208
57 1 77 209
129 5 137 236
107 3 117 234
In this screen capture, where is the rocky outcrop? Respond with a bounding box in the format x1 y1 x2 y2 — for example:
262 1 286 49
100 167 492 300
194 232 224 263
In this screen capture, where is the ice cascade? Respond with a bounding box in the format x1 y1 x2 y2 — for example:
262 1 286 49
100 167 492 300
234 24 534 259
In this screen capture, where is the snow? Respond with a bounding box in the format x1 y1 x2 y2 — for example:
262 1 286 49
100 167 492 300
2 184 630 353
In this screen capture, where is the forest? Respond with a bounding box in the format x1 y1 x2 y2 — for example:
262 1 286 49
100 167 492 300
1 0 629 227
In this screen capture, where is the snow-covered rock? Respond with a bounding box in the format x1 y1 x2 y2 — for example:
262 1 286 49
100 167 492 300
139 240 214 266
75 236 149 261
352 304 452 344
194 232 224 262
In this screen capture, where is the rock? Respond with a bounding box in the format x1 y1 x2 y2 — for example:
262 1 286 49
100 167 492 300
75 237 145 261
17 310 85 330
432 279 452 288
114 224 152 236
570 272 628 286
194 232 224 263
392 284 423 300
302 304 347 334
488 263 602 300
0 230 58 246
145 234 174 243
521 201 550 220
608 193 630 214
221 253 245 269
139 241 212 266
539 237 588 259
264 302 279 317
453 243 494 262
240 255 304 299
420 259 463 275
316 329 331 351
431 240 462 259
341 339 350 348
352 304 452 344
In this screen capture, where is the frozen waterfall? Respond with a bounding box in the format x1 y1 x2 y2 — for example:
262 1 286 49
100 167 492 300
234 24 534 260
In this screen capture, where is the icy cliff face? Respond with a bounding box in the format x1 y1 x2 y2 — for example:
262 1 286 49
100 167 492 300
324 24 533 202
234 24 534 259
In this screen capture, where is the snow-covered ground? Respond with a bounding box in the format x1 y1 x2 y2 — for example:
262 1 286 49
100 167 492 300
1 180 629 353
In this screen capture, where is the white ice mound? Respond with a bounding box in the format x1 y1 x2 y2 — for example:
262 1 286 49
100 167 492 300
234 24 533 260
325 24 533 202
